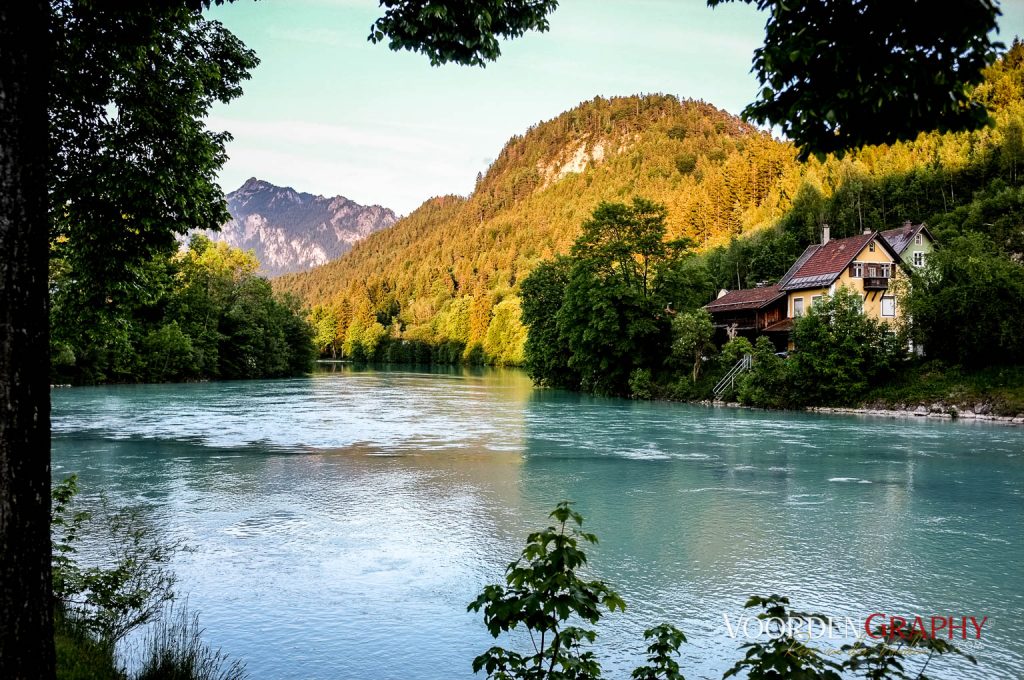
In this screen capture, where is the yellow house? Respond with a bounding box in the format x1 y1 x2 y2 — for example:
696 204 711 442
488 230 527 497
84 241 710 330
761 227 908 345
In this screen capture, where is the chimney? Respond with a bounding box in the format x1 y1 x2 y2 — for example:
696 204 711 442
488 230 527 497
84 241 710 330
822 225 830 245
863 227 872 235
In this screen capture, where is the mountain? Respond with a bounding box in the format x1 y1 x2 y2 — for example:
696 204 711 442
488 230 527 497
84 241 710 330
275 94 801 355
206 178 397 276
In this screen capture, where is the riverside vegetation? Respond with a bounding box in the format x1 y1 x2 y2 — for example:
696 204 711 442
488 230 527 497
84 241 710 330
50 235 316 385
52 476 244 680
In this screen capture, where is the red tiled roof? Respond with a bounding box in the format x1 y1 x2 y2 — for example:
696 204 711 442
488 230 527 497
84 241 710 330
706 284 785 312
796 233 872 278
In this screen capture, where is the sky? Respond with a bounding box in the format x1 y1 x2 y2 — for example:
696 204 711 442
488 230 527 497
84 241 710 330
207 0 1024 215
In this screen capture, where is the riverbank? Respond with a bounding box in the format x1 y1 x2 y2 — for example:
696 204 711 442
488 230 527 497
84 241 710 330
703 400 1024 425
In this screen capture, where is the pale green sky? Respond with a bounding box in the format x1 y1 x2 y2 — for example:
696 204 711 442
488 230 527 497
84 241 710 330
207 0 1024 214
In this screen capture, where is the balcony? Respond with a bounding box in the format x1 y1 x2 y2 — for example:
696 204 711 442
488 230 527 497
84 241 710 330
863 276 889 290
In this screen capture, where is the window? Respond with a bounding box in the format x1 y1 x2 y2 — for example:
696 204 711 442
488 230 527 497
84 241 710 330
913 251 924 267
880 263 891 278
852 262 863 278
915 233 923 245
793 297 804 317
869 241 876 252
881 296 896 317
811 295 823 307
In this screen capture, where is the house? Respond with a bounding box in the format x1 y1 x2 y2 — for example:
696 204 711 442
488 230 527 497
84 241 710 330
706 226 911 349
881 221 935 269
778 226 907 324
705 284 787 345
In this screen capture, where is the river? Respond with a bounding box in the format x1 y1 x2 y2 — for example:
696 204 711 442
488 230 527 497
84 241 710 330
51 366 1024 679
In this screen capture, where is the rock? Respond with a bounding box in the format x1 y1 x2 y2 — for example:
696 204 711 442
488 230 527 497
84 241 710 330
929 402 946 413
975 402 992 415
961 410 976 419
914 405 928 415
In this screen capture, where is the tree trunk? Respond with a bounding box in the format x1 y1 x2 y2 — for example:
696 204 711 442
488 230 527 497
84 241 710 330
0 3 55 678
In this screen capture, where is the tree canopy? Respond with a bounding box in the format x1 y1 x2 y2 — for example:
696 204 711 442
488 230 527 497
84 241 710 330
711 0 1002 157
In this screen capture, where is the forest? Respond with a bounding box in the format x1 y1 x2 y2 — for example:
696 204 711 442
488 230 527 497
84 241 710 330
50 235 315 385
277 43 1024 382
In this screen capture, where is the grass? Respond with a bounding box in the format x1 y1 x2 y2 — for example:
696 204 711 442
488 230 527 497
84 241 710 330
54 604 245 680
864 361 1024 416
133 604 246 680
55 610 124 680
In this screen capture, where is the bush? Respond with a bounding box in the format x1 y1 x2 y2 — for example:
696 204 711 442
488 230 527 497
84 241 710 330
788 287 906 405
628 368 654 399
738 336 793 408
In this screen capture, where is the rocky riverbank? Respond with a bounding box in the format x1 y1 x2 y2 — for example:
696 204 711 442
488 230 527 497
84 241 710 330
703 400 1024 425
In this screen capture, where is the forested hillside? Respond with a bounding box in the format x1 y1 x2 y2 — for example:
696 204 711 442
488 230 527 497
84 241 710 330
276 44 1024 366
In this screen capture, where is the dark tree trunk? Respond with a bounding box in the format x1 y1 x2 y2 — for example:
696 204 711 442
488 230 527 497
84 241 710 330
0 2 55 678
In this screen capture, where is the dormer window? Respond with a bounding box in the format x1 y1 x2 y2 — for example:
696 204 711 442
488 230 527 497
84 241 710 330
915 233 923 245
869 241 876 252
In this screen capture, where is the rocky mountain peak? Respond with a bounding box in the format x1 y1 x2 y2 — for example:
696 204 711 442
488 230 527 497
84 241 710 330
202 178 397 277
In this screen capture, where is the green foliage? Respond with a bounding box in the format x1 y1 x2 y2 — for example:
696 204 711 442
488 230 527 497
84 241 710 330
906 232 1024 367
50 236 315 384
521 258 579 387
737 337 790 409
53 476 244 680
50 1 257 300
628 368 654 400
670 310 715 383
55 610 124 680
710 0 1000 158
544 199 688 395
841 622 976 680
484 297 528 366
631 624 688 680
468 502 626 679
719 337 754 369
863 361 1024 416
369 0 559 67
787 288 907 405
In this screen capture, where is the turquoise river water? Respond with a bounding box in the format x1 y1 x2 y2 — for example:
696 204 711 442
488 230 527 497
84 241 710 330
51 367 1024 679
